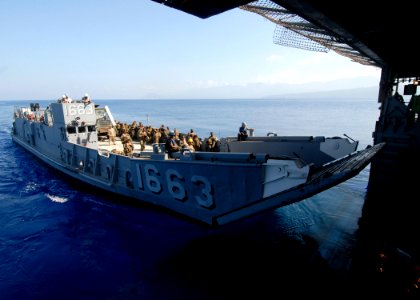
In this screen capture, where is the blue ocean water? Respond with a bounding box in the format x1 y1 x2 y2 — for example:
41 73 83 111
1 98 416 299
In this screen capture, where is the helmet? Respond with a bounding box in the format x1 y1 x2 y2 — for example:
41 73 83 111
188 138 193 143
84 93 89 97
169 131 175 136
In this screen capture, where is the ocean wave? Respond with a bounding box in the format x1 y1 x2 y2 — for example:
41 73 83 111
45 193 68 203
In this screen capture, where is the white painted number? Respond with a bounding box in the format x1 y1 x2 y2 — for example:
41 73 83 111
134 164 214 208
144 164 162 193
166 169 186 201
191 175 214 208
66 104 94 116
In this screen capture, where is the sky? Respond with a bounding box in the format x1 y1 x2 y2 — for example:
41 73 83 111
0 0 381 100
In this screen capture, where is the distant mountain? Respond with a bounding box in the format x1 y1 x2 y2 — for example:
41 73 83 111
166 76 380 100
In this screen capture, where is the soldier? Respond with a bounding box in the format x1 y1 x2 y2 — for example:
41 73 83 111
129 121 138 140
152 127 161 144
206 132 218 152
145 126 153 144
192 134 202 151
107 125 117 146
120 128 134 157
186 137 195 152
115 122 122 136
188 128 196 139
137 125 148 151
173 128 180 141
159 125 168 143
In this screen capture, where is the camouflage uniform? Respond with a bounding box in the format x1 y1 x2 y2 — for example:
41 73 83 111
107 126 117 145
152 128 161 144
193 134 202 151
206 132 218 152
120 132 134 157
137 126 148 151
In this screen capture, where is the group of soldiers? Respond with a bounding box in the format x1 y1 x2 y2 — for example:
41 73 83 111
107 120 220 157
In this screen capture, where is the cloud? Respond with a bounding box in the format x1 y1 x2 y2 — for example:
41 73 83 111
266 54 284 62
255 68 300 84
297 52 325 65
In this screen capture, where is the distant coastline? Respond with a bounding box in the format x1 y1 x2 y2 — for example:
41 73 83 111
120 86 379 101
1 85 379 102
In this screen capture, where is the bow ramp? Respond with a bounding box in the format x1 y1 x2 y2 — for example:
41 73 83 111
214 143 385 225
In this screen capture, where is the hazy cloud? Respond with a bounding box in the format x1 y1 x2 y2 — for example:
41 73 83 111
297 52 324 65
266 54 284 62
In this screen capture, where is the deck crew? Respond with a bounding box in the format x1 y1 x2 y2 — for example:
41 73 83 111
165 131 180 158
82 93 91 104
58 94 72 103
238 122 252 141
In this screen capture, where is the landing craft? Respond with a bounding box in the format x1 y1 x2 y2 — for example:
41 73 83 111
11 98 384 225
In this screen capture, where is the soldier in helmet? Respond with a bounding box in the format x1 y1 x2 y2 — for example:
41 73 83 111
137 123 148 151
120 128 134 157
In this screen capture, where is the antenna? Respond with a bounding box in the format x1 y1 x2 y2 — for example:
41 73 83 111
343 133 355 142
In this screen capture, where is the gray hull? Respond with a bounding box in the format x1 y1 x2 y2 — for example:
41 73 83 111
11 101 382 225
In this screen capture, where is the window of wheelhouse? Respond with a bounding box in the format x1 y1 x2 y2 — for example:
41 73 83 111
67 126 76 134
78 126 86 133
87 125 96 132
